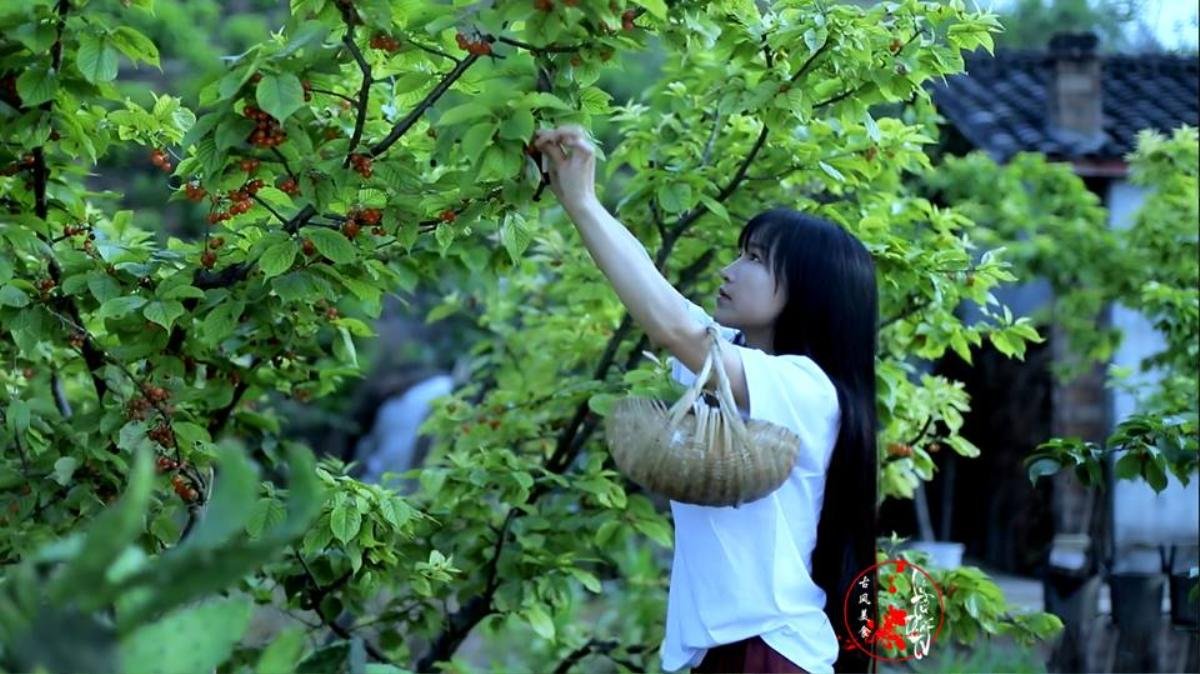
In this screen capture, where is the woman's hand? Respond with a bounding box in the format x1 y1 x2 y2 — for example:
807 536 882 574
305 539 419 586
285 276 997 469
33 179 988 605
533 124 598 212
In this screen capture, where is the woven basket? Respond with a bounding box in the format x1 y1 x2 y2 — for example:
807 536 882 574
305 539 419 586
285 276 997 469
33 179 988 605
604 324 801 507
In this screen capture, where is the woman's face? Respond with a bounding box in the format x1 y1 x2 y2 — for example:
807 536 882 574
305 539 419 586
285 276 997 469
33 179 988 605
713 238 786 331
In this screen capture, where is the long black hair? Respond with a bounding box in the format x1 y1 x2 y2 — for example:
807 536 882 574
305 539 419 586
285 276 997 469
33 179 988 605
736 207 879 673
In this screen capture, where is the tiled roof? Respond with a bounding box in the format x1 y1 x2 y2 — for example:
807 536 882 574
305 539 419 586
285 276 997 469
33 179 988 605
929 49 1199 162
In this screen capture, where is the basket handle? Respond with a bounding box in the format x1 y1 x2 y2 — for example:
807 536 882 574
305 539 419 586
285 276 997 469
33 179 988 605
708 327 750 440
666 325 751 441
666 327 717 425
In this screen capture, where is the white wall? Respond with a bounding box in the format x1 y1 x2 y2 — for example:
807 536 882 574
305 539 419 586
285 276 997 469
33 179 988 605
1106 179 1199 573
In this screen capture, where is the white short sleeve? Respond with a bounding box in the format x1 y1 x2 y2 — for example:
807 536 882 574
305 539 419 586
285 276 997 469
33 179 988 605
666 297 839 475
731 346 840 475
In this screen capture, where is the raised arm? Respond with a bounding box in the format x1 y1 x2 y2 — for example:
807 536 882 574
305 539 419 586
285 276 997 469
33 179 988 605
534 125 750 412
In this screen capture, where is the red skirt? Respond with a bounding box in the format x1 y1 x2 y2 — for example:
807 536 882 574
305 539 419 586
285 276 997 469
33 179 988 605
692 635 811 673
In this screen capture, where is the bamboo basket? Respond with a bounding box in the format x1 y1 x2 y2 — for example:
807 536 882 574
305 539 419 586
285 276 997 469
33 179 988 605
604 324 801 507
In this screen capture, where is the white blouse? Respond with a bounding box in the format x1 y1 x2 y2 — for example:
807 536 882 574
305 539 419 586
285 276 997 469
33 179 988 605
658 300 842 673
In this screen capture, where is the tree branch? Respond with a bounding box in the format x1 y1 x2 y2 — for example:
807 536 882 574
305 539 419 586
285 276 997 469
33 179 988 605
339 18 373 166
308 86 358 106
671 121 770 238
293 550 391 663
252 194 288 224
367 54 481 158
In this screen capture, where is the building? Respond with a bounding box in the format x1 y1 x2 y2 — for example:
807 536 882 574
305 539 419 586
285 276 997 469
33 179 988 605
925 32 1198 672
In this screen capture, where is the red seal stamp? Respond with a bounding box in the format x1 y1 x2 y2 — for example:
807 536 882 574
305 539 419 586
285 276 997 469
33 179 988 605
839 557 945 663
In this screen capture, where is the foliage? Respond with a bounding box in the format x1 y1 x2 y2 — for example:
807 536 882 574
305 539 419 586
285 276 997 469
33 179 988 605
878 536 1064 654
0 445 322 674
922 129 1199 494
0 0 1073 671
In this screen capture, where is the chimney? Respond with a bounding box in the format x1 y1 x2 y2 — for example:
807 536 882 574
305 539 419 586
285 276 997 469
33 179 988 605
1047 32 1104 150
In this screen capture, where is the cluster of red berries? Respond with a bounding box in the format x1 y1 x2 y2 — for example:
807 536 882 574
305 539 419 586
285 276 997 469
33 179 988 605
126 396 151 421
620 9 639 31
148 420 176 448
243 105 287 148
201 249 217 269
534 0 554 11
143 383 171 403
455 32 492 55
439 209 457 223
278 176 300 195
63 223 88 236
206 182 261 225
0 153 35 177
301 237 317 256
37 278 55 298
183 181 207 202
156 455 182 472
67 332 86 349
370 33 401 52
208 236 225 250
240 158 260 173
349 153 373 178
171 473 199 502
345 207 383 238
886 442 914 458
149 148 173 173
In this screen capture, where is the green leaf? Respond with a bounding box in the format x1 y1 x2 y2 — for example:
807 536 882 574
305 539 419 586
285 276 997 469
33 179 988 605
1025 457 1061 485
462 121 499 166
260 240 299 279
256 73 305 123
274 21 330 60
524 605 556 640
330 502 362 543
16 66 58 106
98 295 148 320
48 450 153 605
438 102 492 126
246 498 287 538
633 517 673 547
120 597 253 674
656 182 692 213
178 445 259 551
579 87 612 115
53 457 79 486
334 325 358 367
499 212 532 264
199 300 244 346
257 626 308 674
5 399 29 436
587 393 616 416
594 520 621 547
110 26 160 67
1113 451 1142 480
142 300 185 331
631 0 667 20
818 161 845 182
569 567 602 593
77 33 120 83
305 228 356 264
0 284 30 307
697 194 730 223
499 107 535 141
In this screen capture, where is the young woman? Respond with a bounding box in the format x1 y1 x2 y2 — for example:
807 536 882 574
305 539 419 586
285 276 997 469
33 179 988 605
533 125 879 674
